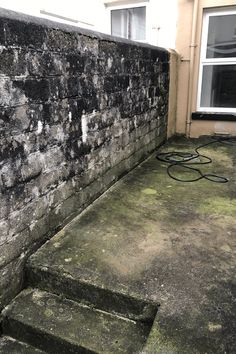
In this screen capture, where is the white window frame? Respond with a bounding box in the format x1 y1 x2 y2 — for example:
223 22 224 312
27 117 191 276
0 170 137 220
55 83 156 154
108 1 149 42
197 7 236 113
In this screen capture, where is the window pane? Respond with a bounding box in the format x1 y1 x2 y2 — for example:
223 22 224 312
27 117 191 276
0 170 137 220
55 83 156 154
206 14 236 58
111 7 146 40
200 65 236 108
111 9 128 38
129 7 146 40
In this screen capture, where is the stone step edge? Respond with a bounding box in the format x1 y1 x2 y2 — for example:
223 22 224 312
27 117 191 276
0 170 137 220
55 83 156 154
0 335 47 353
3 315 95 354
2 288 151 354
26 262 159 322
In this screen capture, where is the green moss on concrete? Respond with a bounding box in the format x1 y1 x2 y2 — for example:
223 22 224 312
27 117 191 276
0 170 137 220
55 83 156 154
198 196 236 217
142 323 181 354
26 138 236 353
142 188 158 195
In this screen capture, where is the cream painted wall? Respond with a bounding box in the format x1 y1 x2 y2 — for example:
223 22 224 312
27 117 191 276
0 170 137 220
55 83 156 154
175 0 193 135
176 0 236 137
167 50 180 138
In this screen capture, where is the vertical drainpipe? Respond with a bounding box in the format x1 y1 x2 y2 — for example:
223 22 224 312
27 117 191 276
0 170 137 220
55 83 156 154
186 0 199 137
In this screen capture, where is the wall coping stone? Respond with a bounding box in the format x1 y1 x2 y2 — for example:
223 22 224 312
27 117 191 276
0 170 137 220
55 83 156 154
0 7 169 53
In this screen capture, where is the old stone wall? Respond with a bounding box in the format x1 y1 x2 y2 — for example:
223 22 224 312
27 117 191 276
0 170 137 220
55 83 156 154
0 9 169 309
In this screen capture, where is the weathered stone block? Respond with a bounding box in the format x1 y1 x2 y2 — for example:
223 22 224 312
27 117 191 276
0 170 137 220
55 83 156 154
0 161 19 189
0 47 28 76
45 29 78 52
77 35 99 56
0 21 6 45
0 136 25 163
26 51 65 77
20 152 43 182
98 40 118 58
5 19 46 49
0 219 10 245
0 229 30 268
13 78 50 103
0 256 25 311
0 77 28 107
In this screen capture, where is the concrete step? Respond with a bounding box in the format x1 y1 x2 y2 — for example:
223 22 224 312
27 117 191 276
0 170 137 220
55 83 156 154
0 335 46 353
2 288 150 354
26 193 161 323
26 259 157 323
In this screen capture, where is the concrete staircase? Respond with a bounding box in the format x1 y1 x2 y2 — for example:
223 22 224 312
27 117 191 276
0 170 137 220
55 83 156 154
1 288 151 353
0 167 160 353
0 236 157 353
1 253 155 353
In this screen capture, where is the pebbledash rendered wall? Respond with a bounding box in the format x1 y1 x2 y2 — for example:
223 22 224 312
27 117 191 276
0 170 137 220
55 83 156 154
0 9 169 309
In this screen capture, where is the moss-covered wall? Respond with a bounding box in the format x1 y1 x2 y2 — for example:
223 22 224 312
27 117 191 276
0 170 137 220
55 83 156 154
0 8 169 309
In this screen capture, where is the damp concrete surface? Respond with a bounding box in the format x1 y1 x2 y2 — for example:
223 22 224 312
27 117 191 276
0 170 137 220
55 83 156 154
28 137 236 354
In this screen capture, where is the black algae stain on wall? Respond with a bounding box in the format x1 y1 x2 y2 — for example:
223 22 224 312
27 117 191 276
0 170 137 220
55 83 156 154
0 8 169 308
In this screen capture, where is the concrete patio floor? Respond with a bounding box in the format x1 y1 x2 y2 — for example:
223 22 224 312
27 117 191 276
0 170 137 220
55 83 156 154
25 137 236 353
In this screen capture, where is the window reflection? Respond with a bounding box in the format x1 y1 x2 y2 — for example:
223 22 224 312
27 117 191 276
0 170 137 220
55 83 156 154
111 7 146 41
200 65 236 108
207 14 236 58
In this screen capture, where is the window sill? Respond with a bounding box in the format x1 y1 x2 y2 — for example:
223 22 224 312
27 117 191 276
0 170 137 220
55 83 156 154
192 112 236 121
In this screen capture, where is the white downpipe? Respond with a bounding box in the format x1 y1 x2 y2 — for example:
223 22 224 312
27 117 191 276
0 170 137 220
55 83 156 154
186 0 199 137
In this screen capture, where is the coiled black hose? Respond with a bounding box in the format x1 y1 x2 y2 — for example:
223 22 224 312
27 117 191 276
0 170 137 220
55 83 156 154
156 137 236 183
